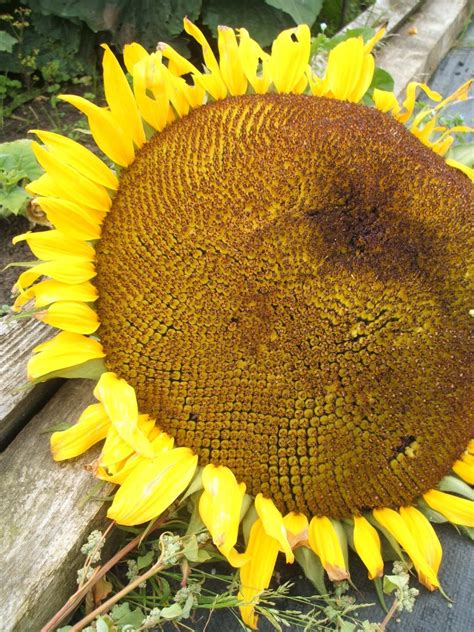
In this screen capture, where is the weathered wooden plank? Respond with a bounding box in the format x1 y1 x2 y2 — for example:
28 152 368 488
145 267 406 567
0 317 60 449
375 0 470 98
340 0 425 36
0 379 113 632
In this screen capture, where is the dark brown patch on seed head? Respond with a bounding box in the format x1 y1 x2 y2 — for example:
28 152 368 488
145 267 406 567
95 94 473 518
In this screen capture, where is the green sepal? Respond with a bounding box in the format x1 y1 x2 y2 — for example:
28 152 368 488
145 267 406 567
457 525 474 541
373 576 388 613
366 514 404 561
331 518 349 569
294 546 327 595
30 357 106 383
185 491 206 536
438 475 474 501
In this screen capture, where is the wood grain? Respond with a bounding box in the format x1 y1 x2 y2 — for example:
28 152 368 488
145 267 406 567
0 317 60 449
0 379 113 631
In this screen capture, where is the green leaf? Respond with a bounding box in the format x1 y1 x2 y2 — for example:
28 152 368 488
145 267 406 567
0 30 17 53
203 0 295 47
264 0 323 26
110 602 144 629
447 142 474 168
370 67 394 93
160 602 183 619
0 139 43 180
383 573 408 595
137 550 155 570
0 187 29 216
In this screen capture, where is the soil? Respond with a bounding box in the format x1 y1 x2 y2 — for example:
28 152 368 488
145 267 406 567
0 215 34 307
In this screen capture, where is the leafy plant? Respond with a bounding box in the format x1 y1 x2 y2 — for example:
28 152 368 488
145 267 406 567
0 138 43 217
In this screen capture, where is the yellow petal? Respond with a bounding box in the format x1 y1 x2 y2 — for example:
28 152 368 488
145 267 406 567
13 230 94 261
353 515 384 580
445 158 474 182
31 142 112 212
270 25 310 94
255 493 294 563
308 516 349 581
51 403 110 460
237 28 271 94
373 507 439 590
217 26 247 96
183 18 227 100
98 429 174 484
123 42 149 73
132 54 172 131
326 36 374 102
199 464 248 567
37 301 99 334
434 78 473 111
107 446 198 525
13 279 98 311
99 414 155 473
453 458 474 484
94 372 154 458
28 331 105 380
31 129 118 190
15 259 96 291
60 94 135 167
399 506 442 589
397 82 442 123
101 44 145 148
423 489 474 527
283 512 309 548
373 88 401 114
365 27 386 52
35 197 105 241
239 518 280 630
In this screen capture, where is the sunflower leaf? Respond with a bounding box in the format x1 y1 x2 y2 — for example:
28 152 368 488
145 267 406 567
264 0 323 27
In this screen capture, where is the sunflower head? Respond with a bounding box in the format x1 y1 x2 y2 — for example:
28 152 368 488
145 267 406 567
14 21 473 629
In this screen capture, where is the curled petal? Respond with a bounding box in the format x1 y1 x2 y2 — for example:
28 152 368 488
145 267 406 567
353 515 384 580
94 372 154 458
373 508 439 590
183 18 227 100
199 464 249 567
107 447 198 525
99 414 156 474
423 489 474 527
98 430 174 484
308 516 349 581
28 332 104 380
51 403 110 461
283 512 309 548
239 518 280 630
445 159 474 182
255 493 294 563
373 88 401 115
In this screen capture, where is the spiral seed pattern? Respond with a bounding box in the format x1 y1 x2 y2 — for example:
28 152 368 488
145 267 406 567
95 94 473 517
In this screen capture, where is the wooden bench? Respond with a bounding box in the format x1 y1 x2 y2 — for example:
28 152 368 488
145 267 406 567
1 1 472 629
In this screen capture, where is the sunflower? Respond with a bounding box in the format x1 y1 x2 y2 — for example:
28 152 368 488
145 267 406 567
13 20 474 629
